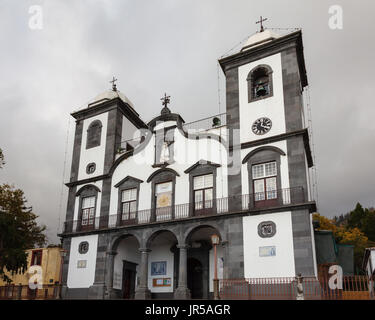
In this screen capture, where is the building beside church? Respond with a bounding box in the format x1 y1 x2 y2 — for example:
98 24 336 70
59 27 318 299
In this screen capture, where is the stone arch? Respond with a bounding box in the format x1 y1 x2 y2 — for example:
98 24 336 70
109 230 143 252
242 145 286 164
75 184 101 196
183 222 225 246
146 168 180 183
145 227 180 249
247 64 274 103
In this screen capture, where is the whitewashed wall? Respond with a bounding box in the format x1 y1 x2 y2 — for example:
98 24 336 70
109 122 228 216
121 115 139 141
238 53 285 144
78 113 108 181
67 235 98 288
242 211 295 278
148 244 175 293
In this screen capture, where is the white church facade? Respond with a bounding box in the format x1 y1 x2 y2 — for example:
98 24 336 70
59 28 318 299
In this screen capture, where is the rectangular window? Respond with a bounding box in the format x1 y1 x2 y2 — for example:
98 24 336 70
252 162 277 202
81 196 96 226
193 174 213 210
121 188 137 220
30 250 43 266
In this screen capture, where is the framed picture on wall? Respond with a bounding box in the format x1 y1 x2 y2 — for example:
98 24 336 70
151 261 166 276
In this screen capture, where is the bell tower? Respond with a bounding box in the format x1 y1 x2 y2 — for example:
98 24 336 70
219 25 317 277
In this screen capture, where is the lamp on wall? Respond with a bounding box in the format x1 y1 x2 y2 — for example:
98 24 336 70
211 234 220 300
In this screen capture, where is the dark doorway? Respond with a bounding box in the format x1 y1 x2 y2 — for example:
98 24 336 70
122 260 137 299
187 258 203 299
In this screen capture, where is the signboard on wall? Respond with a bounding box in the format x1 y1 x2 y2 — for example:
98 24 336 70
151 261 166 276
259 246 276 257
152 278 171 287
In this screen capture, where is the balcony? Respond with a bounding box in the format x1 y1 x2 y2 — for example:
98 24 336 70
63 187 311 234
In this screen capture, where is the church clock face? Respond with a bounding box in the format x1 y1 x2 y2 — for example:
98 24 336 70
252 117 272 135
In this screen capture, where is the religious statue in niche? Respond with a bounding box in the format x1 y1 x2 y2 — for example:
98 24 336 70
154 130 174 166
160 141 171 163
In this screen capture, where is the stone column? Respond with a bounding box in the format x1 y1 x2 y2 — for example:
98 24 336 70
104 250 117 299
174 244 191 299
134 247 152 299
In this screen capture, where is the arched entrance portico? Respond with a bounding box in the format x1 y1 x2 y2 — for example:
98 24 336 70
184 225 223 299
109 233 142 299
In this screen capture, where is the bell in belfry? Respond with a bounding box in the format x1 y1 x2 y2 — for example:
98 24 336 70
256 84 267 97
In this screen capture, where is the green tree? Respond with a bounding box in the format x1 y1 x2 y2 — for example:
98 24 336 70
361 208 375 242
0 149 46 283
347 202 367 229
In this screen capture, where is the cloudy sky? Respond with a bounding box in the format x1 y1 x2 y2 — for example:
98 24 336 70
0 0 374 244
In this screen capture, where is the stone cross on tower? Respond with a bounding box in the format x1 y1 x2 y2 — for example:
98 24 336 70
256 16 268 32
110 76 118 91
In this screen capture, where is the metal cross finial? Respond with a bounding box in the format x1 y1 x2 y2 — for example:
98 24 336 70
256 16 268 32
161 93 170 107
110 76 118 91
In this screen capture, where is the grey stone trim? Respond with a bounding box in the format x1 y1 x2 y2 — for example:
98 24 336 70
61 237 71 287
99 177 112 227
115 176 143 226
239 128 313 168
186 162 219 217
147 113 185 129
184 160 221 174
90 233 111 299
69 120 83 182
86 162 96 174
244 148 283 201
257 221 277 238
60 201 317 239
76 184 101 196
225 67 242 212
78 241 89 254
76 185 100 228
148 168 178 222
71 98 147 130
103 108 122 174
291 209 315 276
62 287 90 299
281 48 304 133
65 174 109 188
114 175 144 188
86 119 102 149
219 30 308 88
146 168 180 183
287 135 309 201
247 64 274 103
242 146 286 164
65 186 77 226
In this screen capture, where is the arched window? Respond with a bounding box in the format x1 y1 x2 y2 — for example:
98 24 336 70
76 184 101 231
247 65 273 102
86 120 102 149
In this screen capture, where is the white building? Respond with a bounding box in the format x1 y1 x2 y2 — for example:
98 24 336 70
60 28 318 299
